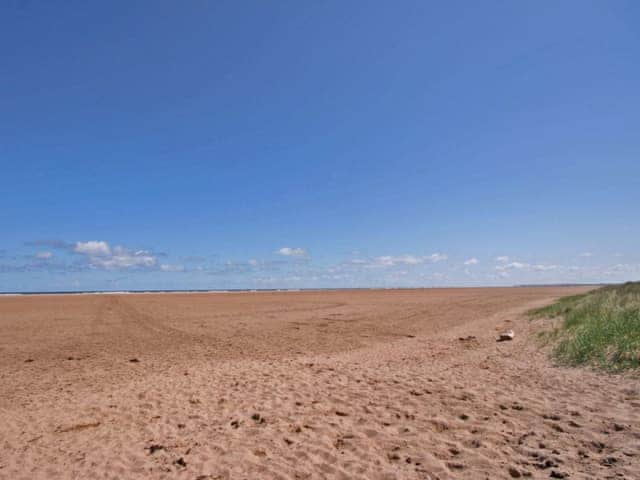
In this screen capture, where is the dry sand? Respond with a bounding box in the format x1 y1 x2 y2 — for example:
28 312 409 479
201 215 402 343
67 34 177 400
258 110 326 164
1 287 638 479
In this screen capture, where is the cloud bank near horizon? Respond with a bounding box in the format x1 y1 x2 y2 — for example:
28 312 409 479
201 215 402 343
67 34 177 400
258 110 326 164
0 238 638 292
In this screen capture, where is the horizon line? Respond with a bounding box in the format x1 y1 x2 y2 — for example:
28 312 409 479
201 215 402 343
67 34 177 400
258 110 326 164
0 283 607 296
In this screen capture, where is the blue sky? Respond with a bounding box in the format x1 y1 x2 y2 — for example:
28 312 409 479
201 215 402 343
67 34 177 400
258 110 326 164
1 1 639 292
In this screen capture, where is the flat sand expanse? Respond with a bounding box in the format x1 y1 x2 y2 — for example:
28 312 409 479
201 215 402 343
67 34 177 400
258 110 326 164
1 287 638 479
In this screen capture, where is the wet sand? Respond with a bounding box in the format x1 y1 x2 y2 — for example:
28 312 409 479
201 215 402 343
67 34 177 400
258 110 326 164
1 287 638 479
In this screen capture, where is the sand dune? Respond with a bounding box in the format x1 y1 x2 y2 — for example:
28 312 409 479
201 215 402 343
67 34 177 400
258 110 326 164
1 287 638 479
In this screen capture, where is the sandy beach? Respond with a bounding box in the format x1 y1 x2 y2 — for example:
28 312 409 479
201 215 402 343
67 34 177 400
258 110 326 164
1 287 638 479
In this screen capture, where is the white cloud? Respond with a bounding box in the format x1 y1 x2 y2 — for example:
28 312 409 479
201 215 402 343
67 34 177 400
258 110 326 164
35 251 53 259
376 255 422 266
610 264 631 272
90 246 157 270
579 252 593 257
464 257 479 266
494 261 558 273
495 261 528 271
508 261 527 269
532 264 558 272
277 247 308 258
349 258 368 265
160 264 185 272
428 253 448 262
373 253 447 267
74 241 158 270
495 256 509 263
75 240 111 256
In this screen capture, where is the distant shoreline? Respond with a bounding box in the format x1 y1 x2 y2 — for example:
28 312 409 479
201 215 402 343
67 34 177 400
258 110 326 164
0 284 603 296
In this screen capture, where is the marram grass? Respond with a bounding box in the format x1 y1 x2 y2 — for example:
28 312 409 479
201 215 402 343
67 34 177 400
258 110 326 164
529 282 640 372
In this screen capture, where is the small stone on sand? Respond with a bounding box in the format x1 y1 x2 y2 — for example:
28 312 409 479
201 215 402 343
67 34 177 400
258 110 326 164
508 466 522 478
497 330 515 342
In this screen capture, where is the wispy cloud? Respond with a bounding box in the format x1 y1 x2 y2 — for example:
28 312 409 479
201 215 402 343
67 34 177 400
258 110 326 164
25 239 74 250
5 239 638 289
206 258 288 276
372 253 447 267
74 240 111 256
160 264 185 272
495 261 527 271
180 255 208 263
8 239 174 273
532 264 558 271
0 260 85 274
495 261 558 273
375 255 423 266
26 239 162 271
84 246 158 270
277 247 308 258
427 253 448 262
579 252 593 258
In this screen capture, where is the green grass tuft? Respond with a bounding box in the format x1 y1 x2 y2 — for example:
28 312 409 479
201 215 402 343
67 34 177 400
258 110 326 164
529 282 640 372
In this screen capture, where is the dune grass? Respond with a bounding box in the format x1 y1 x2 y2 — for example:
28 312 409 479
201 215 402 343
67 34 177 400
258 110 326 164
529 282 640 372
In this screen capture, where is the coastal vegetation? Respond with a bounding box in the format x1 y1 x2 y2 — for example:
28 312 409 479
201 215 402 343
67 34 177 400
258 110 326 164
531 282 640 371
